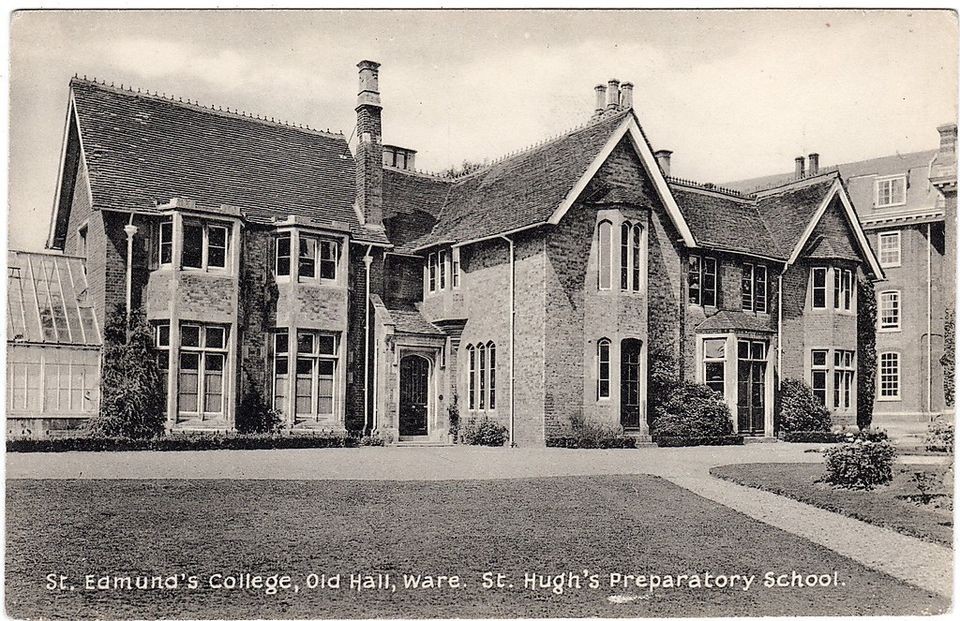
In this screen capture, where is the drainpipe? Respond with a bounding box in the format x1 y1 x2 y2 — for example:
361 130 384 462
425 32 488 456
927 222 932 413
777 269 786 389
123 214 138 323
362 246 373 436
499 234 516 447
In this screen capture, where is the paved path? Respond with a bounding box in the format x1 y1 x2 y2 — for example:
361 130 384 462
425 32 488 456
6 444 953 598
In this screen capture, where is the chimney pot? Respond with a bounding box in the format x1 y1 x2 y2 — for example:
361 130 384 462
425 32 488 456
594 84 607 116
794 156 806 179
620 82 634 110
606 79 620 111
654 149 673 178
808 153 820 175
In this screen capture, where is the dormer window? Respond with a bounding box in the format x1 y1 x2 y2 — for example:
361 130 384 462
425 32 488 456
876 175 906 208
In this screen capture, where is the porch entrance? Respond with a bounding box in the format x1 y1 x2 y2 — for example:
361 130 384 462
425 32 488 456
399 354 430 437
620 338 643 429
737 339 766 434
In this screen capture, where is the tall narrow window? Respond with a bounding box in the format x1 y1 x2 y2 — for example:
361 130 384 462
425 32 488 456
742 263 754 310
182 221 204 269
428 253 437 292
319 240 338 280
487 343 496 410
689 255 718 306
597 339 611 399
478 343 486 409
702 257 717 306
702 338 726 396
754 265 767 312
620 223 630 290
438 249 447 290
467 345 476 410
833 350 855 410
878 231 901 267
879 352 901 399
631 224 642 292
834 268 852 311
452 247 461 288
159 220 173 265
811 267 827 309
275 233 291 277
811 349 828 405
155 323 170 407
598 221 612 290
298 236 317 279
274 330 289 415
879 290 901 330
688 256 702 305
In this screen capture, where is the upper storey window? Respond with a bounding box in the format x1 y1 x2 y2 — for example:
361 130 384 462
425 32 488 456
156 218 230 271
810 265 854 313
876 175 906 208
427 249 457 294
619 222 643 292
878 231 901 267
598 221 613 290
688 255 718 307
274 232 339 282
741 263 768 313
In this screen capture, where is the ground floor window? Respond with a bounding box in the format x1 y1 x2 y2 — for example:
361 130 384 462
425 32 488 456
833 350 855 410
155 323 170 407
466 341 496 411
7 348 98 415
810 349 828 405
273 330 289 415
178 323 228 421
702 338 726 394
292 330 338 423
879 352 900 400
597 338 611 399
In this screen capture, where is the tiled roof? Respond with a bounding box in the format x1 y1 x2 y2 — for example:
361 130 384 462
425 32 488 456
388 306 444 335
696 310 775 334
670 185 783 259
7 251 101 346
412 110 631 249
754 176 838 258
382 168 452 251
69 79 387 244
725 149 938 193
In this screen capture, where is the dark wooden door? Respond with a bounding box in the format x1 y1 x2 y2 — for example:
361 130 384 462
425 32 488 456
737 340 766 434
399 355 429 436
620 339 642 428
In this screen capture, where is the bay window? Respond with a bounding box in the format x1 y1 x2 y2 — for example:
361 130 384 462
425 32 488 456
275 234 291 277
298 236 339 282
833 350 855 410
294 331 338 423
620 222 643 292
177 324 228 421
158 220 173 265
834 268 852 311
811 267 827 309
598 221 613 290
273 330 289 414
702 338 726 395
452 247 461 288
181 220 229 270
810 349 828 405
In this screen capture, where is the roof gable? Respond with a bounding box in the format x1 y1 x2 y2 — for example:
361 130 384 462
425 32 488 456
64 79 387 244
671 185 782 259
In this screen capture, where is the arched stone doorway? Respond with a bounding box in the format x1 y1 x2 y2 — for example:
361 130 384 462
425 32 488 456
399 354 431 437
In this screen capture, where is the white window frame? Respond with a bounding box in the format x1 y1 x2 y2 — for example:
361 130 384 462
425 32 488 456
879 290 901 331
875 174 907 208
177 323 228 421
467 344 476 410
833 349 855 411
688 255 718 307
598 221 613 291
810 266 828 310
597 338 611 399
702 337 727 397
619 221 644 293
293 330 339 423
742 263 768 313
833 268 853 312
810 349 828 406
275 233 292 279
878 351 901 401
298 235 339 283
427 252 437 292
438 249 448 291
878 231 901 268
452 247 461 289
180 220 230 272
273 330 289 414
158 219 173 266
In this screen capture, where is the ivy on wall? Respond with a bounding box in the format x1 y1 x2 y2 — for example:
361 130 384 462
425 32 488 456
856 276 878 430
942 309 955 408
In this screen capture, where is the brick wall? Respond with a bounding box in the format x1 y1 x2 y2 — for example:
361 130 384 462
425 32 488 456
345 245 386 431
237 226 278 405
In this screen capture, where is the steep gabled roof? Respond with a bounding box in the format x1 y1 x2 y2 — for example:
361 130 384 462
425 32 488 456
7 250 101 346
411 110 695 250
670 185 783 259
754 175 839 258
381 168 452 250
60 79 387 244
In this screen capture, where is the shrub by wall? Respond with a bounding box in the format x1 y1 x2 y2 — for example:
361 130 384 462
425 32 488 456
925 416 955 454
651 381 734 440
823 437 896 489
546 436 638 449
777 378 831 434
7 433 357 453
459 417 508 447
780 431 843 443
654 435 743 447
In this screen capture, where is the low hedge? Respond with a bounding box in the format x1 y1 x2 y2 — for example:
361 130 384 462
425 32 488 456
546 436 637 449
654 435 743 448
7 433 357 453
780 431 843 443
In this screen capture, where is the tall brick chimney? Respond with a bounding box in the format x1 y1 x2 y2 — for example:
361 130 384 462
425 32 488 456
594 84 607 118
605 79 620 111
808 153 820 175
619 82 634 110
356 60 383 227
794 156 805 179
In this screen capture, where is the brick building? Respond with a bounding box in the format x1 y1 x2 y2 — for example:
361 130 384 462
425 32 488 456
37 61 886 443
730 125 958 421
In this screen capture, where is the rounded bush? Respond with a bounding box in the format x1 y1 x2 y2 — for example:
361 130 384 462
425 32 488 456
652 381 734 440
460 417 508 446
925 416 954 454
823 437 896 489
777 378 831 434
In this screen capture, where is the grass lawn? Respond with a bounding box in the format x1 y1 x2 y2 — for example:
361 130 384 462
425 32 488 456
712 463 953 547
6 475 947 619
